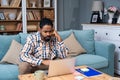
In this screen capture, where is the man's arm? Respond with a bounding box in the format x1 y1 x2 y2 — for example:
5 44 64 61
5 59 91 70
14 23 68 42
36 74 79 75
56 42 69 58
19 36 42 66
53 30 69 58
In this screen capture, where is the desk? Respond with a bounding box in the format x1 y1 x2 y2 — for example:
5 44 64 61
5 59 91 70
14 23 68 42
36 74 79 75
18 66 112 80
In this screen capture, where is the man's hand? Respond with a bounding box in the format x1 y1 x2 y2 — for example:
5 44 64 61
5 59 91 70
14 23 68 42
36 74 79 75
53 30 62 42
41 60 51 65
36 60 50 70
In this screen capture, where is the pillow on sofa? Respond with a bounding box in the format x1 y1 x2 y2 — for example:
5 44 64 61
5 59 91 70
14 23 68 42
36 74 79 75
1 40 23 65
0 34 20 60
73 30 95 54
58 30 72 40
63 32 86 57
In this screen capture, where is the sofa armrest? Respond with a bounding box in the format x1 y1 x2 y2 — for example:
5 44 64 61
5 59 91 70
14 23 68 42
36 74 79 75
95 41 115 59
95 41 115 76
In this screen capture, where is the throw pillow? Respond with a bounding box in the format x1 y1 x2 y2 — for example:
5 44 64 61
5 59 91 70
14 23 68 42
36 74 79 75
1 40 23 65
63 32 86 57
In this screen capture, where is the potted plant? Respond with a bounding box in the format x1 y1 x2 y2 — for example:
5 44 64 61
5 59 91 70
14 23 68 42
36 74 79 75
107 6 117 24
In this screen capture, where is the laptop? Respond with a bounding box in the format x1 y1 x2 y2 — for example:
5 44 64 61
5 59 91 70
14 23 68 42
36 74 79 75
46 58 75 77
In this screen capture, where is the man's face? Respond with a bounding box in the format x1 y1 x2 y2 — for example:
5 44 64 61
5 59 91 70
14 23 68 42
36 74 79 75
40 25 54 42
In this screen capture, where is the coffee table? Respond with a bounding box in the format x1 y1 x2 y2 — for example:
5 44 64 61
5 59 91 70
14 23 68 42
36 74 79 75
18 66 112 80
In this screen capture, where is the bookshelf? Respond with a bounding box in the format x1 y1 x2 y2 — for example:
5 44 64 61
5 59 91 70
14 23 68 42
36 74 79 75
25 0 55 33
0 0 22 34
0 0 57 34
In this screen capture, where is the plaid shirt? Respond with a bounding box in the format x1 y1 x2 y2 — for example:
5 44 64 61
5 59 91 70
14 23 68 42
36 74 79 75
19 32 69 66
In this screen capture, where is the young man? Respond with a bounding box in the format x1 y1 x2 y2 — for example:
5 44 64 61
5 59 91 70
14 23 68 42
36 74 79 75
19 18 69 74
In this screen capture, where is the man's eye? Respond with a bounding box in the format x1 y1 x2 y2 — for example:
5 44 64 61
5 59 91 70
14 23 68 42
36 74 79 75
44 31 52 33
50 31 53 33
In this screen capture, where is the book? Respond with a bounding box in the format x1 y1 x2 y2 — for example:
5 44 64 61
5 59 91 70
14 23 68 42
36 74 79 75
15 0 21 7
28 11 34 20
16 11 22 20
27 25 38 31
75 67 102 77
34 11 41 20
10 0 21 7
43 10 54 20
16 23 21 31
31 11 37 20
10 0 15 7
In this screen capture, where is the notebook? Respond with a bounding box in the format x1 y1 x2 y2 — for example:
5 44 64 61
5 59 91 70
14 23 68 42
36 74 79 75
75 67 102 77
47 58 75 77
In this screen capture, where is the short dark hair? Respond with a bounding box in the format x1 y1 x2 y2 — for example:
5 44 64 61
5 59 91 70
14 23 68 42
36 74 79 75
39 18 53 28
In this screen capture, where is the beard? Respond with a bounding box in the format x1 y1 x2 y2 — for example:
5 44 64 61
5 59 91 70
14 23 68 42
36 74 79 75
44 36 51 42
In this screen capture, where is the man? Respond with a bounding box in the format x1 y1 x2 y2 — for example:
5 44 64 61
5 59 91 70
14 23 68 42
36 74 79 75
19 18 69 74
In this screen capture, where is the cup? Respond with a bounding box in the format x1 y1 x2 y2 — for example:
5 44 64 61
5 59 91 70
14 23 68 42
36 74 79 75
34 70 45 80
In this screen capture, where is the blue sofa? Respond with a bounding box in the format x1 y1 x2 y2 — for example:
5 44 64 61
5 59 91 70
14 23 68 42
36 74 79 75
0 30 115 80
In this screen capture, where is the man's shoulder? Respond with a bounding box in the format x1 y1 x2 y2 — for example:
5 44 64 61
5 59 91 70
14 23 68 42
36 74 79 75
27 32 40 41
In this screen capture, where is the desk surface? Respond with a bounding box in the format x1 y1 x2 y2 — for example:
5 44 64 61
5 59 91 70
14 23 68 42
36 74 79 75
18 66 112 80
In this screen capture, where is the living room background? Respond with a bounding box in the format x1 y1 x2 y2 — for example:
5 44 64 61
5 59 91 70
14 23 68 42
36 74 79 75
57 0 120 31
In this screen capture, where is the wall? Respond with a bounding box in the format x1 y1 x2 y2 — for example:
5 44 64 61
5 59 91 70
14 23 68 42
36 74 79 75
57 0 120 31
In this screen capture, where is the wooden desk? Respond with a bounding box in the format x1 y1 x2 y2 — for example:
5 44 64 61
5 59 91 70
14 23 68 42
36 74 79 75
18 66 112 80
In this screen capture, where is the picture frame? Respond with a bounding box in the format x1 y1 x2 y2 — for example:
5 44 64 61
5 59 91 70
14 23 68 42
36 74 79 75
44 0 51 7
91 15 98 23
91 14 98 23
0 12 5 20
90 11 101 23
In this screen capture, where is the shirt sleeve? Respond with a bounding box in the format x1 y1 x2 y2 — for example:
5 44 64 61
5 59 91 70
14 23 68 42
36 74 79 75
19 36 42 66
56 41 69 58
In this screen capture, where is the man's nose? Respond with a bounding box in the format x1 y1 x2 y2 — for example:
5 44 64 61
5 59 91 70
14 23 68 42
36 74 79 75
46 32 50 36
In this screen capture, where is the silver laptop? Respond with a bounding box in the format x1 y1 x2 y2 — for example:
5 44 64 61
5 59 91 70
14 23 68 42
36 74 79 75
47 58 75 77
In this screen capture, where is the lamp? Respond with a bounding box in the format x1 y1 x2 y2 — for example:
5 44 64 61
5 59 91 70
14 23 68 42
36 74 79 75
92 1 103 11
90 0 103 23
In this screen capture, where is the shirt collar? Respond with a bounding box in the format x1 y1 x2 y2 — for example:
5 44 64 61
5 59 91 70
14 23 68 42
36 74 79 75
36 31 43 42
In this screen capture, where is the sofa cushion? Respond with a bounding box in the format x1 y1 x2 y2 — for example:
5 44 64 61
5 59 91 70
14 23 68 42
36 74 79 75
75 54 108 69
0 34 20 60
73 30 95 54
1 40 23 65
58 30 72 40
0 63 19 80
63 32 86 57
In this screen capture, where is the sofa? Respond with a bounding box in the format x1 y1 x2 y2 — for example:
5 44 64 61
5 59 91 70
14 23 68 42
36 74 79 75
0 29 115 80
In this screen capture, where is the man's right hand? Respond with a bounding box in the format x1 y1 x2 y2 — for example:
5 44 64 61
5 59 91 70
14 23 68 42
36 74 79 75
53 30 62 42
41 60 51 66
37 60 51 70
